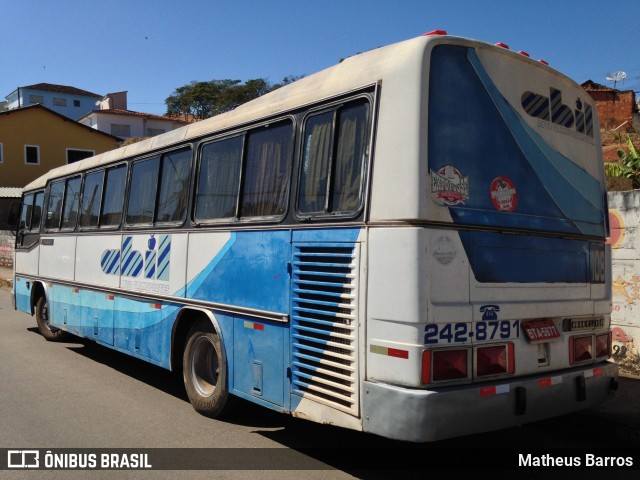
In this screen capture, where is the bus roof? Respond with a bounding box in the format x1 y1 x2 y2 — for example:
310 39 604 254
23 33 570 191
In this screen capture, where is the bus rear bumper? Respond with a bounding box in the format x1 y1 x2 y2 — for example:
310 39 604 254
362 361 618 443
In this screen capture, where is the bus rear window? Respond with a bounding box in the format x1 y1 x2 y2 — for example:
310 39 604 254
428 45 606 238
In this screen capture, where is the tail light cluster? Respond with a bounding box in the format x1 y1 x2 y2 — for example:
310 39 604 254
570 333 611 364
421 343 515 384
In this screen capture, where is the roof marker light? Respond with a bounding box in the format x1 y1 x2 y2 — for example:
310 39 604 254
538 59 549 66
423 30 447 36
517 51 530 57
495 42 510 49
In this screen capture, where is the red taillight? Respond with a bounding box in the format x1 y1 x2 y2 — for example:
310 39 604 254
595 333 611 358
421 350 431 384
571 335 593 363
477 345 506 376
423 29 447 36
432 349 468 382
476 343 515 376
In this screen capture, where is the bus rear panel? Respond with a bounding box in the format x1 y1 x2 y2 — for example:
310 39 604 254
363 38 616 442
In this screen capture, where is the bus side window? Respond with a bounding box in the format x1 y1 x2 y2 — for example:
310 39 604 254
156 148 191 223
298 100 369 216
79 170 104 228
31 191 44 231
195 136 243 221
61 176 81 230
16 191 43 247
100 164 126 228
45 180 65 230
127 157 160 225
19 193 34 231
241 121 293 218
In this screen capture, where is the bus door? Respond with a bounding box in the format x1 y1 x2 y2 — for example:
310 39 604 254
14 191 44 313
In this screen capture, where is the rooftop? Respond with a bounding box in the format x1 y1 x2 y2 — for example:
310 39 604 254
11 83 102 98
81 108 190 123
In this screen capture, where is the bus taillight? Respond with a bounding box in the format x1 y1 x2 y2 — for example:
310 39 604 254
570 335 593 364
422 349 470 384
421 350 431 384
431 349 468 382
595 333 611 359
476 343 515 377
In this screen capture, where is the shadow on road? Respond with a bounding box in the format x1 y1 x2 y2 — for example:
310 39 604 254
30 326 639 476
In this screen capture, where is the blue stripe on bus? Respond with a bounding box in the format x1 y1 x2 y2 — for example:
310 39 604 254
101 249 120 275
157 235 171 281
429 45 606 239
144 251 156 278
466 49 605 237
458 230 593 283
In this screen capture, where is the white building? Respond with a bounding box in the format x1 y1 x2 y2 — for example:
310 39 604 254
78 92 190 140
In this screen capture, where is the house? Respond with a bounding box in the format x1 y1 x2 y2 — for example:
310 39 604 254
0 104 119 188
581 80 638 132
78 91 190 139
4 83 102 120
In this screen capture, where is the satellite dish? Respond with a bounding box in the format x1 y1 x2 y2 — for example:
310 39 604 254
606 71 627 88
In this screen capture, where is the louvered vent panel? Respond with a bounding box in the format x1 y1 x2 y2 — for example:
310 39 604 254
291 243 359 415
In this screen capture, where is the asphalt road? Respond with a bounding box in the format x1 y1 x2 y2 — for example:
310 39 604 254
1 285 639 479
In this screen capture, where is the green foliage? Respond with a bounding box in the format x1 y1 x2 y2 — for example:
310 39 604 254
164 76 304 121
604 136 640 189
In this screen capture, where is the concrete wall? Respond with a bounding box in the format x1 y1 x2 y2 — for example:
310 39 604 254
0 231 14 268
609 190 640 369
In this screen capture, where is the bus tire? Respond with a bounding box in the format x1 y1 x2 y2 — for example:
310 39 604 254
35 295 68 341
182 320 234 418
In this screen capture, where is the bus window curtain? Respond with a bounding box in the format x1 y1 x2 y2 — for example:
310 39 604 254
300 114 332 213
127 157 159 224
242 123 292 218
333 103 368 212
196 137 242 220
100 165 126 228
156 149 191 223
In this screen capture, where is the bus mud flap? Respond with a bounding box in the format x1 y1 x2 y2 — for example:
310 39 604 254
576 376 587 402
515 386 526 415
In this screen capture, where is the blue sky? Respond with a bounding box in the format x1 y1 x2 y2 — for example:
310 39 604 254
2 0 638 116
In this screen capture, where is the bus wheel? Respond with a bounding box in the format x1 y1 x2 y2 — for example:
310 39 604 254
35 295 68 341
183 320 234 418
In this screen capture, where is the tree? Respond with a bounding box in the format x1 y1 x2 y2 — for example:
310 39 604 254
164 76 304 121
165 80 242 120
605 136 640 189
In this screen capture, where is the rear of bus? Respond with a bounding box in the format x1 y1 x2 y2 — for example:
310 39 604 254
363 34 618 442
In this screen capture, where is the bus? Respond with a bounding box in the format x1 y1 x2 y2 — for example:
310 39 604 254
13 31 618 442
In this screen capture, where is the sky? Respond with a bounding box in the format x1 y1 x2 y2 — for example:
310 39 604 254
1 0 639 116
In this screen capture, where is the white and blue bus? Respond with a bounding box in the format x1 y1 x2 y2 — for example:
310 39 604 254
13 31 617 442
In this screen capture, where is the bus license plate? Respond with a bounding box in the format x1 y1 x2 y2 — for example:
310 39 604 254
522 319 560 343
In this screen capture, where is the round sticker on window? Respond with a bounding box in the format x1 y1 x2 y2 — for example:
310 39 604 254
490 176 518 212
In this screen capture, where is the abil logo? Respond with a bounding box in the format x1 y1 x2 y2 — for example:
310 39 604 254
101 235 171 280
521 88 594 137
